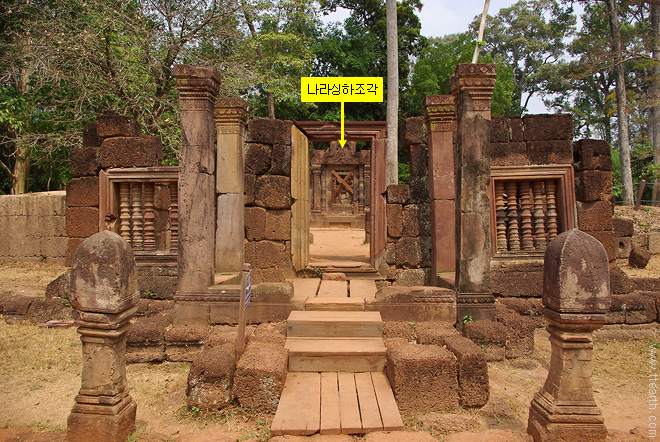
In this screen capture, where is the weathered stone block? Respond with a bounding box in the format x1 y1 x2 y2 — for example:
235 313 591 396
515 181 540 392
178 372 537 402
387 203 403 238
82 123 102 147
255 240 287 269
99 136 163 169
490 142 529 166
523 114 573 141
247 118 292 145
408 144 428 177
613 217 634 237
245 143 272 175
165 325 209 362
244 173 256 205
573 139 612 172
66 177 99 207
490 116 524 143
216 193 244 273
615 236 632 259
395 237 422 268
527 140 573 165
65 207 99 238
629 245 651 269
65 238 85 266
441 335 489 407
491 261 543 298
186 342 236 409
403 116 427 147
97 112 141 138
576 200 613 231
271 144 292 176
575 170 613 202
25 297 72 323
255 175 292 209
126 313 168 363
609 263 634 294
463 320 507 362
69 146 100 178
386 344 459 412
233 342 288 413
415 322 460 345
245 206 267 241
408 176 430 203
402 204 420 237
395 269 426 286
265 210 291 241
497 306 536 358
387 185 410 204
583 230 615 261
650 233 660 254
609 292 657 324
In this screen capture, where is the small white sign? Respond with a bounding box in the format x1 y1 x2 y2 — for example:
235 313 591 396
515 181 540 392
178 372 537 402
244 269 252 309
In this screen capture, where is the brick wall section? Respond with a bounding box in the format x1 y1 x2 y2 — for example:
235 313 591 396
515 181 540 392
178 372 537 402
65 111 163 265
244 118 295 284
573 139 615 260
0 191 67 263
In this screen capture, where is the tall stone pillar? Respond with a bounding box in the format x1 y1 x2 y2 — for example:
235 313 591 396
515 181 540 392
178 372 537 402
173 65 221 295
528 229 610 442
312 164 322 212
452 63 497 322
67 231 140 442
214 97 248 275
423 95 456 287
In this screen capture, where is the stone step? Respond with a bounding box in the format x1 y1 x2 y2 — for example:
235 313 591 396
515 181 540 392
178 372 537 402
305 296 365 311
286 337 386 372
317 280 348 297
287 311 382 338
348 279 377 301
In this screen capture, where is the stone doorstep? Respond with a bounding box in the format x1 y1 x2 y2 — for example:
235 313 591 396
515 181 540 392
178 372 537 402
305 296 365 311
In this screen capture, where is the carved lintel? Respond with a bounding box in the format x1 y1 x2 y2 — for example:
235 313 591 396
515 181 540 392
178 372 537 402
450 63 497 114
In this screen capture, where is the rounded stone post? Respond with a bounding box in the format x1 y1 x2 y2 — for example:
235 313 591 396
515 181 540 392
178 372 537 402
67 231 140 442
528 229 611 442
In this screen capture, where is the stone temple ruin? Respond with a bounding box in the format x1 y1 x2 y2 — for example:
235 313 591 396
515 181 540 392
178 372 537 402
0 61 656 439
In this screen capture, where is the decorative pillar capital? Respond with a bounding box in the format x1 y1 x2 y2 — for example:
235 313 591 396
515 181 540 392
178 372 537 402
423 95 456 133
174 64 221 108
214 96 248 134
450 63 497 116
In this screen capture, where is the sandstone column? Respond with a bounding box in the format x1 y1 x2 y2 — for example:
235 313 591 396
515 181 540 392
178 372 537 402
423 94 456 287
452 63 497 322
528 229 610 442
67 231 140 442
214 97 248 275
173 65 221 294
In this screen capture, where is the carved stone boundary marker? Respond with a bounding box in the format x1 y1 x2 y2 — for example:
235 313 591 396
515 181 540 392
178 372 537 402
67 231 140 442
527 229 610 442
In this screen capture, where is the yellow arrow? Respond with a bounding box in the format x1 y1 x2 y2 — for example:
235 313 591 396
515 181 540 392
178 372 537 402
339 101 346 148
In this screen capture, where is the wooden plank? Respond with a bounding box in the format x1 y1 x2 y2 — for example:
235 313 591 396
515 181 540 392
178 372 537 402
338 373 362 434
320 372 341 435
271 372 321 436
354 372 383 431
371 372 404 431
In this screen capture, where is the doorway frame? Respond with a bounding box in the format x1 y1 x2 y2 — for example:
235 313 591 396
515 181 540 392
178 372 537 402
294 121 388 271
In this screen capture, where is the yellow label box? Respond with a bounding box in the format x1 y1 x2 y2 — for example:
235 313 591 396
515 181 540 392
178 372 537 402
301 77 383 102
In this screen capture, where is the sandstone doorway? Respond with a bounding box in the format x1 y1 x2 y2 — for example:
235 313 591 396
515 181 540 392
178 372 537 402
293 121 387 274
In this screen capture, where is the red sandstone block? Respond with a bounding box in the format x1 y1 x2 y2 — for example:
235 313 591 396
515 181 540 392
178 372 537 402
65 237 85 266
82 123 102 147
490 116 509 143
66 177 99 207
387 185 410 204
523 114 573 141
577 201 613 231
254 175 292 209
254 240 287 269
575 170 613 202
244 173 256 205
247 118 293 145
96 112 141 138
65 207 99 238
407 144 428 177
99 136 163 169
402 204 420 237
69 146 100 178
395 237 422 268
408 176 430 204
573 139 612 172
441 335 489 407
613 217 634 237
527 140 573 165
403 116 427 147
583 230 615 261
245 143 272 175
271 144 291 176
490 142 529 166
245 206 267 241
264 210 291 241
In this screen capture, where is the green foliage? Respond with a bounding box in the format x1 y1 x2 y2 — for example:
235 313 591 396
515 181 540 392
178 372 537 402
398 162 410 185
462 314 472 324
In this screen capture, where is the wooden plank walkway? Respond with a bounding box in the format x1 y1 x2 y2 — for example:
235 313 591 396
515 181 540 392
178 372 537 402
271 371 403 436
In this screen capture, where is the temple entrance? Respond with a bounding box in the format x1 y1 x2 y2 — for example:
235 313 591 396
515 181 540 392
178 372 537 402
293 121 387 274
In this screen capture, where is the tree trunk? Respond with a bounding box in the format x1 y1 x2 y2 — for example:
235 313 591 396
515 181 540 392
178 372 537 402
12 141 29 194
386 0 398 186
651 3 660 205
607 0 634 204
267 92 276 119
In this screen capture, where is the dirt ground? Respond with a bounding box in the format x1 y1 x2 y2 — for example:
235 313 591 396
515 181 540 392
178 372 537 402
309 228 370 265
0 262 657 441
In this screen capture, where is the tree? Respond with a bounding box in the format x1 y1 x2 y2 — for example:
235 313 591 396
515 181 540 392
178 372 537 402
475 0 576 115
651 2 660 204
386 0 398 185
